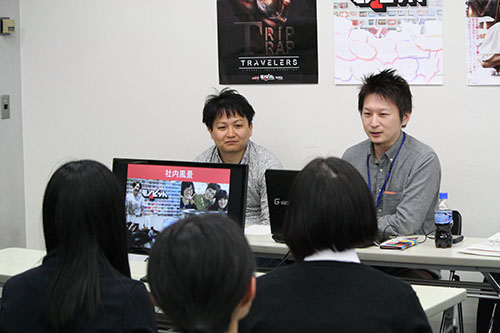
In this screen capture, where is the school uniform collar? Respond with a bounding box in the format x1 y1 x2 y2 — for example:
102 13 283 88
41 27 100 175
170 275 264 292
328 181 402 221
303 248 360 264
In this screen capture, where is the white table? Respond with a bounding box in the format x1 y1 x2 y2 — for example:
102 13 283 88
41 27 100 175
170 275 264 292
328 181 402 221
246 233 500 298
0 247 466 320
247 233 500 271
0 247 44 283
0 247 149 284
412 285 465 318
128 253 149 281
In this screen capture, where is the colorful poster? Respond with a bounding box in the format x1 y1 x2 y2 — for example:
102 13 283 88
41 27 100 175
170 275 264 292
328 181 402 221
466 0 500 85
334 0 443 85
217 0 318 84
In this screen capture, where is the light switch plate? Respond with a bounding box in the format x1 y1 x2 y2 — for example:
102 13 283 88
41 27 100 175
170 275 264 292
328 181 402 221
0 18 15 35
1 95 10 119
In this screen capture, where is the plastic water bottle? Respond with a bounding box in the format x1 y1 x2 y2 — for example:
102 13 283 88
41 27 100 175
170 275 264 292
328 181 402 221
435 192 453 248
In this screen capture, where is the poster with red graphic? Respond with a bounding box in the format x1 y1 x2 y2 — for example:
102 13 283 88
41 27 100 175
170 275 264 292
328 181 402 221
334 0 443 85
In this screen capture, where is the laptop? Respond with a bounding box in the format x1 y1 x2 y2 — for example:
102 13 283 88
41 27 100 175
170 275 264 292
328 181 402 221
113 158 248 253
265 169 299 243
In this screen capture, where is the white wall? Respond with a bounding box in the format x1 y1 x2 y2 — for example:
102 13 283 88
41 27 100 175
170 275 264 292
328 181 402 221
18 0 500 249
0 0 26 249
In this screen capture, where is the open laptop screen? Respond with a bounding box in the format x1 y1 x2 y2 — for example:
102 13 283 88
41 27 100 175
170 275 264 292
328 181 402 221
265 169 299 242
113 158 248 252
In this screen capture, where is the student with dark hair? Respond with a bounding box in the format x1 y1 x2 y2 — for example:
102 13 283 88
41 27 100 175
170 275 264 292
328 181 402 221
180 181 196 209
148 214 256 333
195 87 282 225
0 160 157 332
209 190 229 212
343 69 441 242
239 157 431 333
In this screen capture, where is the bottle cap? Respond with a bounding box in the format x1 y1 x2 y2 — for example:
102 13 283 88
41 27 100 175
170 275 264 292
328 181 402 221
439 192 448 200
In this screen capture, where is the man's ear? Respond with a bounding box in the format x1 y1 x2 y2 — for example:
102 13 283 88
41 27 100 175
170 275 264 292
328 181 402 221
402 112 411 127
249 122 253 136
207 126 214 138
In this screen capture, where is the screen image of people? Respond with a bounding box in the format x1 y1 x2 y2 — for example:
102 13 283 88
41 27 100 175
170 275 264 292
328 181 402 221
180 181 196 209
210 190 229 212
124 164 231 250
192 183 219 210
125 181 145 224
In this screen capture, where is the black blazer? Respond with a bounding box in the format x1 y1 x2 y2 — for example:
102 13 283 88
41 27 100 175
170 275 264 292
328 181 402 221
0 251 157 332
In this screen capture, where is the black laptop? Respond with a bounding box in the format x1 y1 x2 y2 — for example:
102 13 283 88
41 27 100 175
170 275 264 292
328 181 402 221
265 169 299 243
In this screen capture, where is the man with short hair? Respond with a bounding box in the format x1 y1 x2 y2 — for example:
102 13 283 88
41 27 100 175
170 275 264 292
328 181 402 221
195 88 282 225
343 69 441 241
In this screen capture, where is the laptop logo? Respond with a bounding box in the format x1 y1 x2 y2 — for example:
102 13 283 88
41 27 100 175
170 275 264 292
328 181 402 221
273 198 290 206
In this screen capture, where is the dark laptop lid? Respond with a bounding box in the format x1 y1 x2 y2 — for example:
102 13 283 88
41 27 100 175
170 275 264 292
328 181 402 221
265 169 299 239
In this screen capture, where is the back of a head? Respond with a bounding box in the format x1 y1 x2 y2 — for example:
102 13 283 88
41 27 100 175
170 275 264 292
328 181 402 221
43 159 129 273
148 214 255 333
41 160 130 330
283 157 377 260
202 88 255 129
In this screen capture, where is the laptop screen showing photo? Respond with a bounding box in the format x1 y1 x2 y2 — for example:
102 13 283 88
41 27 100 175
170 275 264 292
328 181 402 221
113 158 248 252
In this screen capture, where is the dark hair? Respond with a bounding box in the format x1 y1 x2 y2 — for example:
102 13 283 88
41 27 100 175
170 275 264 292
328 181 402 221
131 181 142 190
41 160 130 331
206 183 219 191
215 190 228 200
283 157 377 261
181 181 194 196
148 215 255 333
202 88 255 130
358 69 412 124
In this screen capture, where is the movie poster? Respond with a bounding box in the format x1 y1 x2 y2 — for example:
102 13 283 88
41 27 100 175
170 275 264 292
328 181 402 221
466 0 500 85
334 0 443 85
217 0 318 84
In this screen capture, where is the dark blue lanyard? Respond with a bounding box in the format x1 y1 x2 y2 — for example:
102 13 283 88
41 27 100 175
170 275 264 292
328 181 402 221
366 132 406 208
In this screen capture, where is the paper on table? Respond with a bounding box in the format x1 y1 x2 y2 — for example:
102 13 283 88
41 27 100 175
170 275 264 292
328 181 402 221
458 232 500 257
244 224 270 235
